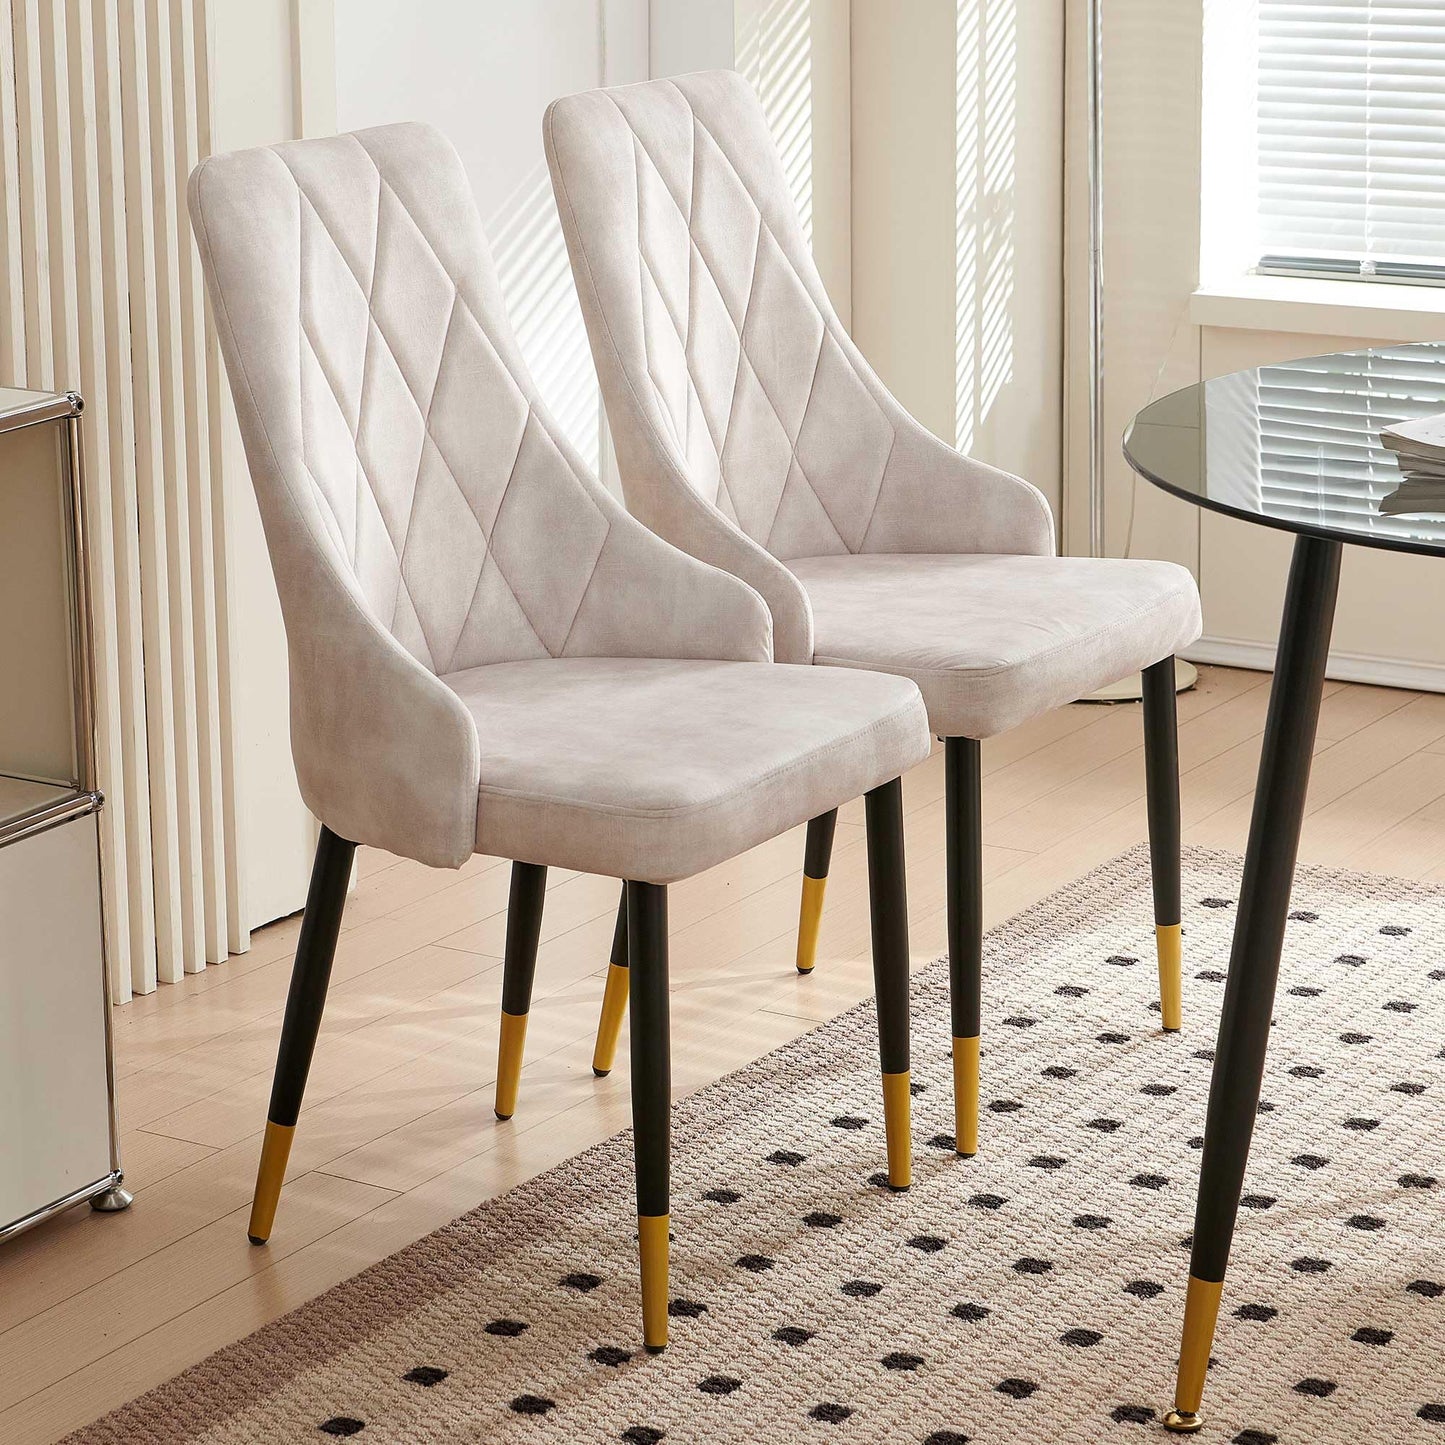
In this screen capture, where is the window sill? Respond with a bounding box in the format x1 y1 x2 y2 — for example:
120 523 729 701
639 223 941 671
1189 274 1445 343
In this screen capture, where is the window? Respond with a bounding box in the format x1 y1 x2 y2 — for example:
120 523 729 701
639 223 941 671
1256 1 1445 283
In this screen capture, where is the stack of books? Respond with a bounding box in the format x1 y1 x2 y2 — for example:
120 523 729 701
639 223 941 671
1380 416 1445 514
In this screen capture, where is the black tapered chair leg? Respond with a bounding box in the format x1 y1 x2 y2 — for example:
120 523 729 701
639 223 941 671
626 881 671 1351
592 885 629 1076
249 824 356 1245
493 862 548 1120
1143 656 1184 1031
865 777 912 1189
795 808 838 974
945 737 983 1157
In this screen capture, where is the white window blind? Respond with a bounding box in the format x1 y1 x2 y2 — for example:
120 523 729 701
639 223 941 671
1258 0 1445 278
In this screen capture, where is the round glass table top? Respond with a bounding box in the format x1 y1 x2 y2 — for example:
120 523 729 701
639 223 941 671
1123 343 1445 557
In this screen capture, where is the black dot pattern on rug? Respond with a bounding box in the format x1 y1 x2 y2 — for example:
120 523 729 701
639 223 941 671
809 1403 853 1423
1234 1432 1279 1445
773 1326 815 1346
1400 1172 1437 1189
620 1428 664 1445
882 1351 925 1370
510 1395 556 1415
702 1188 740 1204
402 1366 448 1386
1131 1173 1169 1190
768 1149 805 1166
970 1193 1006 1210
842 1279 882 1298
1013 1257 1053 1274
736 1254 774 1272
1353 1327 1393 1345
1294 1378 1338 1398
923 1432 971 1445
990 1098 1024 1113
928 1133 956 1150
1062 1328 1103 1347
1042 1065 1077 1079
1292 1153 1329 1170
1086 1117 1123 1132
668 1298 707 1318
560 1272 601 1292
1419 1404 1445 1422
319 1420 364 1437
1408 1279 1444 1297
1124 1280 1164 1298
1073 1214 1111 1231
952 1301 990 1322
1111 1405 1154 1424
1028 1154 1067 1170
697 1376 740 1396
908 1234 947 1253
804 1211 843 1228
590 1346 632 1367
831 1115 867 1130
996 1378 1038 1399
1235 1303 1278 1322
483 1319 527 1337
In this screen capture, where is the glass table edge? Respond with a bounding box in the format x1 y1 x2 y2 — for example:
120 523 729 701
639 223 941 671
1121 417 1445 560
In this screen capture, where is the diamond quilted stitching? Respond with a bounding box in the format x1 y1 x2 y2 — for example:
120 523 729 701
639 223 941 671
486 417 610 656
791 333 894 555
601 90 896 563
400 436 488 666
279 133 615 676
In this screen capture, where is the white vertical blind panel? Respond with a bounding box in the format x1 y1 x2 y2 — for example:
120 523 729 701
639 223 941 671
118 0 186 986
191 0 249 957
89 0 161 996
1258 1 1445 263
169 0 229 966
0 0 26 380
143 0 207 974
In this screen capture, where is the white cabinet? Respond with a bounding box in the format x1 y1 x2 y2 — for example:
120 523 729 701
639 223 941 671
0 387 127 1241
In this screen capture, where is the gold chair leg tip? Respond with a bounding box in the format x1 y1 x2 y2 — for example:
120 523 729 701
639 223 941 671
494 1109 513 1121
795 962 815 975
592 1066 611 1078
1162 1410 1203 1434
247 1233 268 1246
644 1339 667 1355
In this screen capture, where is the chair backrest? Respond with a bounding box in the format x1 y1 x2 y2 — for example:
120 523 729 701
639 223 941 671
546 70 901 562
189 122 623 677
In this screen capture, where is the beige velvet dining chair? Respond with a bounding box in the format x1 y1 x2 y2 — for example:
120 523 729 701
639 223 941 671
544 70 1205 1160
188 120 931 1349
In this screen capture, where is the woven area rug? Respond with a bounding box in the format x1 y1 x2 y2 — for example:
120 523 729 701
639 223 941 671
70 845 1445 1444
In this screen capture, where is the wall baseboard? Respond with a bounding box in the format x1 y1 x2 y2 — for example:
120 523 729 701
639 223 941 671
1184 636 1445 695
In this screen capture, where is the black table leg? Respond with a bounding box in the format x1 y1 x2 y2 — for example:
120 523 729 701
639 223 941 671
1163 534 1341 1433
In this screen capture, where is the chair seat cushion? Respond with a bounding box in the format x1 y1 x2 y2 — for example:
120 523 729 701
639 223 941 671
444 658 929 883
788 553 1203 739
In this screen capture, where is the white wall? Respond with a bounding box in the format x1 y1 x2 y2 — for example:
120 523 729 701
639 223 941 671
850 0 1066 520
334 1 650 476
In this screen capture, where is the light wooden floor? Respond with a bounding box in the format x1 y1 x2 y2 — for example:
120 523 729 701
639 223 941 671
7 664 1445 1443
